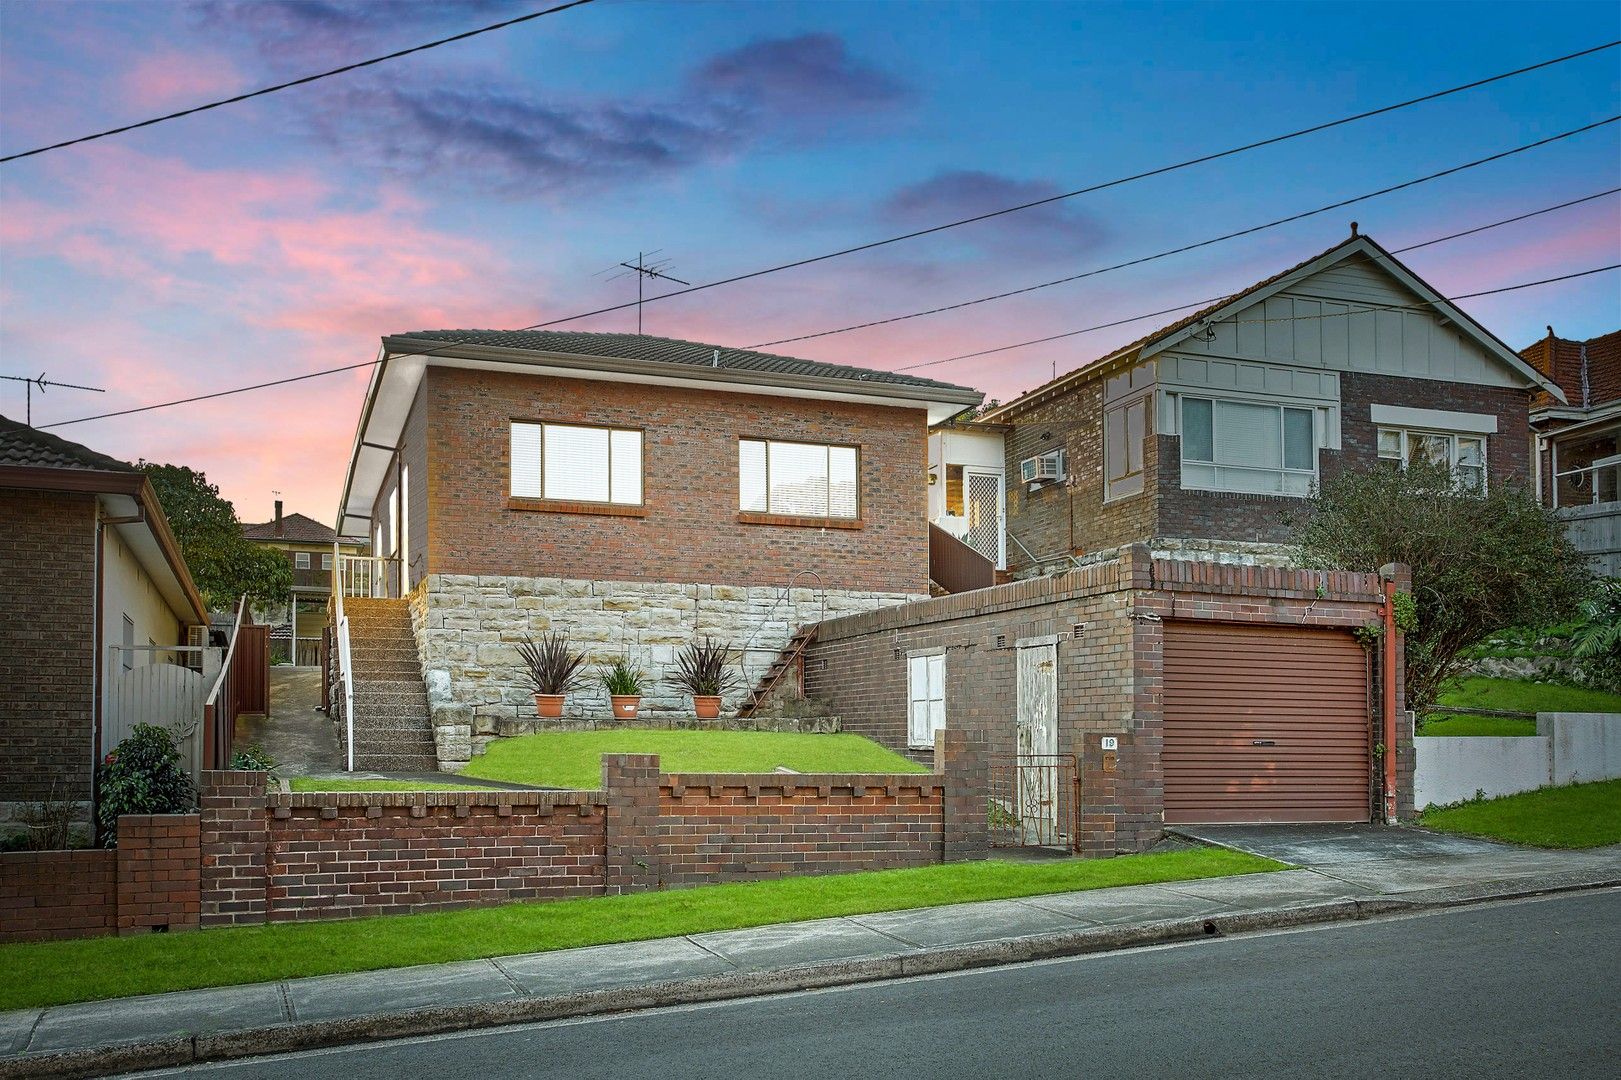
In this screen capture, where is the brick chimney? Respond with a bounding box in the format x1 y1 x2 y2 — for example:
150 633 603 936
273 499 284 538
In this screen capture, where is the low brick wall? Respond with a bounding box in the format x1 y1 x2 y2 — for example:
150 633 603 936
0 849 115 942
1 815 199 943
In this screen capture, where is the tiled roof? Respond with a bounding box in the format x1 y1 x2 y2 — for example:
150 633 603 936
241 511 345 544
387 329 978 394
0 414 138 473
1523 328 1621 412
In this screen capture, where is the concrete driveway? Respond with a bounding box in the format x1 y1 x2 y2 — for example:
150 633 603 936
1173 822 1621 894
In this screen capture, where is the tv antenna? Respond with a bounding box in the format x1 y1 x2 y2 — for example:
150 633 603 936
595 250 689 335
1 372 105 426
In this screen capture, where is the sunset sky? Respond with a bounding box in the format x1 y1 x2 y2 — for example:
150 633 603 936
2 0 1618 525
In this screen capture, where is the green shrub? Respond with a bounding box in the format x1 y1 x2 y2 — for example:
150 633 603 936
598 658 645 696
96 724 195 847
229 743 277 772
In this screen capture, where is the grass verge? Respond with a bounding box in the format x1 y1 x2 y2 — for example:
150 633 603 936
463 730 929 789
287 778 512 792
1 848 1280 1011
1419 714 1537 738
1434 676 1621 715
1421 778 1621 849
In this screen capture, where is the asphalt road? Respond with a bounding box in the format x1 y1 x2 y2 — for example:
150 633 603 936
134 889 1621 1080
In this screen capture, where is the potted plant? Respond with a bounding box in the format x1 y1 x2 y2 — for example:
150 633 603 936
673 637 741 719
517 632 588 718
598 657 645 720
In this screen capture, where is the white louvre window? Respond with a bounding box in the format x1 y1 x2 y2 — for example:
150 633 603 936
1179 396 1316 496
907 652 946 748
1377 427 1488 492
295 552 311 570
738 439 859 518
510 421 643 505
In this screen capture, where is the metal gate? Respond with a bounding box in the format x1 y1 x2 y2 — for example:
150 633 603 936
988 753 1079 850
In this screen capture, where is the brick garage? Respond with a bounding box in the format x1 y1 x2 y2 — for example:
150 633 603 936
803 548 1408 854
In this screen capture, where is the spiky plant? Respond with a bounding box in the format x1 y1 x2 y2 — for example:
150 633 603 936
598 657 645 696
672 637 742 697
517 632 588 695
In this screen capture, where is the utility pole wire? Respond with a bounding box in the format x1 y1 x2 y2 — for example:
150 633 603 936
510 40 1621 331
0 0 599 163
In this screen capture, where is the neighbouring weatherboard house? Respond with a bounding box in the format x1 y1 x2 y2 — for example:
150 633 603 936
968 230 1564 574
240 499 368 667
331 330 982 771
1522 326 1621 576
0 416 208 835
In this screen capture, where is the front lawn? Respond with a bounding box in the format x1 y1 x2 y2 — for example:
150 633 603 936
0 848 1281 1011
1420 779 1621 849
287 778 513 792
463 730 929 789
1420 677 1621 737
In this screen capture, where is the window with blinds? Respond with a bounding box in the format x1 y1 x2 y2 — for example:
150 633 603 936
1179 395 1317 496
510 421 643 505
739 439 859 518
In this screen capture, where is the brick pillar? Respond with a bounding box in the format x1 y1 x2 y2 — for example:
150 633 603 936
1079 733 1159 858
116 814 200 935
199 769 269 926
602 754 661 894
1379 563 1415 819
936 726 988 863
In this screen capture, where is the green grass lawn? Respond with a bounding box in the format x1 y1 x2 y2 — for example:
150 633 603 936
463 730 930 789
287 778 512 792
1420 677 1621 737
1421 779 1621 849
0 848 1281 1011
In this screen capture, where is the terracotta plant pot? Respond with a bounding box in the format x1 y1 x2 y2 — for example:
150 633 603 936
692 695 722 719
610 695 641 720
533 693 565 718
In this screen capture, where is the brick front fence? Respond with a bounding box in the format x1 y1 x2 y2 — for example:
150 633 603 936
3 730 989 942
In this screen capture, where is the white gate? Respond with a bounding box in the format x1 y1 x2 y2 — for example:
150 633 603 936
1014 640 1060 840
107 646 219 779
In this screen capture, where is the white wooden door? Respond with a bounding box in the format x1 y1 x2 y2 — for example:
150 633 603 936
963 468 1005 569
1015 642 1059 841
907 653 945 748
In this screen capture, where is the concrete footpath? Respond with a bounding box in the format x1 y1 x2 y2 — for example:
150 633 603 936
4 828 1618 1080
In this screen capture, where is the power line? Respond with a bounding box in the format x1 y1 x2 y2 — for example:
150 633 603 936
895 263 1621 372
746 122 1620 349
509 40 1621 331
0 0 599 163
36 176 1621 429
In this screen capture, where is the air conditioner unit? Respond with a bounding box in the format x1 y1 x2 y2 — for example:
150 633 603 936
1020 450 1066 485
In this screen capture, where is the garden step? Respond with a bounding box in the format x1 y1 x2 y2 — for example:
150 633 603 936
351 659 423 675
350 753 441 772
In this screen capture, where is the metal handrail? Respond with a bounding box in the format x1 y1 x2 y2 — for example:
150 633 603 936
1007 528 1083 572
332 543 356 771
204 597 246 709
735 570 826 687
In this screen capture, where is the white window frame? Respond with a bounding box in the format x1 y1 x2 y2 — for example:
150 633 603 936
509 420 644 506
1377 426 1488 492
1177 394 1318 497
738 438 861 519
907 651 946 749
320 553 333 572
295 551 311 570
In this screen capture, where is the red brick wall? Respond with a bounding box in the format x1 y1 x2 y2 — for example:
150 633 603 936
262 791 607 920
201 770 269 927
418 366 930 592
0 849 115 942
116 814 200 935
657 774 945 886
0 488 97 804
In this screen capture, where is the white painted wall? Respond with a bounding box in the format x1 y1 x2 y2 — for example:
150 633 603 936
1414 713 1621 808
1540 712 1621 786
100 522 184 740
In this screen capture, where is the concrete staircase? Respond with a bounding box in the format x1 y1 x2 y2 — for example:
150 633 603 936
342 598 438 772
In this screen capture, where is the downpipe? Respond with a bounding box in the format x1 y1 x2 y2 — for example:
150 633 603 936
1381 579 1399 825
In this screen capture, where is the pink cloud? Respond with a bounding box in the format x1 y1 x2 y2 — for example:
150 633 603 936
120 51 243 111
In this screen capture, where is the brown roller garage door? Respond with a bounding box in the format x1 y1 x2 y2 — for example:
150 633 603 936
1163 621 1371 824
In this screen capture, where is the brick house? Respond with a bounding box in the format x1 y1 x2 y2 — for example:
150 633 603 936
971 231 1564 574
1522 327 1621 575
0 416 207 835
331 330 981 770
240 500 368 666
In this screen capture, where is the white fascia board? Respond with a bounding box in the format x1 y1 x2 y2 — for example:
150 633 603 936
1369 404 1499 434
102 493 195 622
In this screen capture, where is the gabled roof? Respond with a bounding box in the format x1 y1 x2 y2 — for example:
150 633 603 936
1522 327 1621 416
982 233 1565 421
0 414 138 472
391 330 978 393
241 511 354 545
